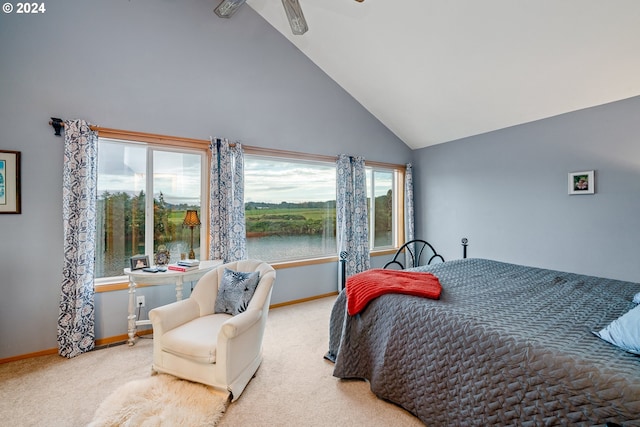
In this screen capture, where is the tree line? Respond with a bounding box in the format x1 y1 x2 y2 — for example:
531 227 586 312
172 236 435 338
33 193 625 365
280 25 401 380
98 191 187 254
97 191 392 244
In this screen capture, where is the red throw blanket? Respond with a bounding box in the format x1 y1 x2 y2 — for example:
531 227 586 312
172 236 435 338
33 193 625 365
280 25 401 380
346 269 442 315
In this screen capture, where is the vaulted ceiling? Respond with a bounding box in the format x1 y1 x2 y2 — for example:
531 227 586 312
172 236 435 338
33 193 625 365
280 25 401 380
247 0 640 149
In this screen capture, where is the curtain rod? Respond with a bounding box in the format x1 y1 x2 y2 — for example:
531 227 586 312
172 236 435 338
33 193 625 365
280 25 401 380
48 118 208 146
48 119 405 170
49 118 100 136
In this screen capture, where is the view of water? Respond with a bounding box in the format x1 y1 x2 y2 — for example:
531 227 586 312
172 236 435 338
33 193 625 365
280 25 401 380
99 232 389 277
247 231 391 262
247 234 337 262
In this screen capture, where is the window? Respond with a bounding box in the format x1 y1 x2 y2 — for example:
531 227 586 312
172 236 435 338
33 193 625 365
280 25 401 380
244 152 404 263
95 138 205 280
244 155 337 262
367 168 396 248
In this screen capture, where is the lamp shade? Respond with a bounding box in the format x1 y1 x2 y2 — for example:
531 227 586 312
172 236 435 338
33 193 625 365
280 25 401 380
183 210 201 227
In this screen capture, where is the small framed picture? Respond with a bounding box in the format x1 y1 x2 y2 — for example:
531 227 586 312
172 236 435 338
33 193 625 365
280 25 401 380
0 150 21 214
130 255 150 270
568 170 595 195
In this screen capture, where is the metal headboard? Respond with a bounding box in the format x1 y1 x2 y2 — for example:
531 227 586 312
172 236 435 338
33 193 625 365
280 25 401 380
339 239 468 290
383 239 444 270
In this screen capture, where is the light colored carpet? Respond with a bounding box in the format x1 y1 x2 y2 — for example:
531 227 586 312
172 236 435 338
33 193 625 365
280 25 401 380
88 374 229 427
0 296 424 426
219 296 424 427
0 337 155 427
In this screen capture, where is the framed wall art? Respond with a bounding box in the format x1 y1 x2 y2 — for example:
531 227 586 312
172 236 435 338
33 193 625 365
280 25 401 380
0 150 21 214
568 170 595 195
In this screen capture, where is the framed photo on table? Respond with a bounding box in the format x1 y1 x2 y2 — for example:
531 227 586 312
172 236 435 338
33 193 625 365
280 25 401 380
0 150 21 214
130 255 150 270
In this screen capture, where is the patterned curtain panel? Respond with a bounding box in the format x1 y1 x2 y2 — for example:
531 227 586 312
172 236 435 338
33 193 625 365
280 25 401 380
209 138 247 262
336 154 370 278
58 119 97 358
404 163 415 241
404 163 415 268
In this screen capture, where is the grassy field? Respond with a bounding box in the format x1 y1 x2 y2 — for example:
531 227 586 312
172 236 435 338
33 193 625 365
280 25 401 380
169 207 334 225
245 206 335 236
245 207 334 221
169 211 188 226
168 207 335 234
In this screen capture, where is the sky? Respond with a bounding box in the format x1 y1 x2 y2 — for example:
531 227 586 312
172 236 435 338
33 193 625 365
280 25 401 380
244 157 336 204
97 141 393 206
98 140 202 206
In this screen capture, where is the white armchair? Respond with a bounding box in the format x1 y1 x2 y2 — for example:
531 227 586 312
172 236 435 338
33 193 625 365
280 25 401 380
149 259 276 401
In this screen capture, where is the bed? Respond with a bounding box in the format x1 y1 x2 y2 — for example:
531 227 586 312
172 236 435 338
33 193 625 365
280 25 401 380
326 258 640 426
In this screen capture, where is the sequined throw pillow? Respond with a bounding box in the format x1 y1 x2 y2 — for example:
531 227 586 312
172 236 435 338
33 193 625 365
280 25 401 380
214 268 261 315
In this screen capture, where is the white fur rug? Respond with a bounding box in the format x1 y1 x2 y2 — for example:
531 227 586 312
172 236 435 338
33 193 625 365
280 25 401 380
89 374 229 427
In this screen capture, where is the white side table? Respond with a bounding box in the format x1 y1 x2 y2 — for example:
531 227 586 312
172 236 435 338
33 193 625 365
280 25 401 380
124 259 222 345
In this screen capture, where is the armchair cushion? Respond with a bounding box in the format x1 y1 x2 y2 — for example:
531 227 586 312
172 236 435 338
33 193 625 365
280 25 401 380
161 313 232 364
214 268 260 315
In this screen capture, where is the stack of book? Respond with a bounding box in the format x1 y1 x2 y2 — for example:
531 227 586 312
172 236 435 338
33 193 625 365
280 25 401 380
167 259 200 272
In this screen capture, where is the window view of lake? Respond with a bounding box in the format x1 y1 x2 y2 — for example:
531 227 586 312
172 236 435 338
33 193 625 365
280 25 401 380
96 139 204 278
244 199 336 262
95 150 398 278
246 231 391 262
247 234 337 262
243 155 337 262
242 155 395 263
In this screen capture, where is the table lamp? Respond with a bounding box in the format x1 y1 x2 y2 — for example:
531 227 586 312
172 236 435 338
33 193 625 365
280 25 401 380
183 210 201 259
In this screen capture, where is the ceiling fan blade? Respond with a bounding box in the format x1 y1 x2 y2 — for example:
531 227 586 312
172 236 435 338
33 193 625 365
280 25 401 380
214 0 246 18
281 0 308 35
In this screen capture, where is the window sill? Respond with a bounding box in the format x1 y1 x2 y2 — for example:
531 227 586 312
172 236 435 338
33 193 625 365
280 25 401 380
370 248 398 257
270 255 338 269
94 249 399 292
95 281 129 293
270 248 398 270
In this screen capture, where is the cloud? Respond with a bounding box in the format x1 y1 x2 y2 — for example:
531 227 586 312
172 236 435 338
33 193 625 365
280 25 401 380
244 157 336 203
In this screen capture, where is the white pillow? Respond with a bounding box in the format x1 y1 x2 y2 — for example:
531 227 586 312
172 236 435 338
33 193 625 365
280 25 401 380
594 305 640 355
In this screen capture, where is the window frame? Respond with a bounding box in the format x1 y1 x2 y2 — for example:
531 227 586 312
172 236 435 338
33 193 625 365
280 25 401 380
90 127 406 290
366 165 405 252
243 147 406 266
244 153 338 264
93 129 210 290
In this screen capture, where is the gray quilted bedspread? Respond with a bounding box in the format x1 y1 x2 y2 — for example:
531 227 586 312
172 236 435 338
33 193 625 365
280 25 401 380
326 258 640 426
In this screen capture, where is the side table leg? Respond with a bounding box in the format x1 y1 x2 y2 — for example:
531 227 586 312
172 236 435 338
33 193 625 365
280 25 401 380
176 276 184 301
127 279 137 345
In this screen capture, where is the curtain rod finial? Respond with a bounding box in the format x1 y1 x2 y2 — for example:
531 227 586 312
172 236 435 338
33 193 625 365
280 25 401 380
50 117 63 136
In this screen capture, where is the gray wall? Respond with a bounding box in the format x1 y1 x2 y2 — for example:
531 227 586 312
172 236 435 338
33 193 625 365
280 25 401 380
413 96 640 283
0 0 412 359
